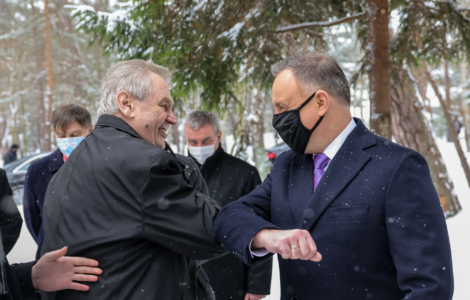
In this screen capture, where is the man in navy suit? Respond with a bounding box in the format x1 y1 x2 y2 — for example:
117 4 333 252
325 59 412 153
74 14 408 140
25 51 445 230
214 52 453 300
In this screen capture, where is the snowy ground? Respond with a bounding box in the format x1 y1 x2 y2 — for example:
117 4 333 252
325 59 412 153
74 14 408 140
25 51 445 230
6 138 470 299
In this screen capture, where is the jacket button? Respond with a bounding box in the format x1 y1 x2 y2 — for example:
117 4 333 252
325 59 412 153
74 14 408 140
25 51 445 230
291 297 300 300
186 165 189 168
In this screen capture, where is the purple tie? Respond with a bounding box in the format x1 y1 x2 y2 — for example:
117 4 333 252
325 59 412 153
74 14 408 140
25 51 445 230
313 153 330 191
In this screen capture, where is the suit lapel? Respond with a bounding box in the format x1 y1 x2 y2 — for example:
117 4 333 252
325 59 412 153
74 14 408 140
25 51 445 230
301 119 376 231
289 153 314 228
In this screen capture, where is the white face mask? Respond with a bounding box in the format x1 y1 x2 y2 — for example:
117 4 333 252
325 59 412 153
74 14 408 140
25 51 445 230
57 132 88 157
188 140 217 165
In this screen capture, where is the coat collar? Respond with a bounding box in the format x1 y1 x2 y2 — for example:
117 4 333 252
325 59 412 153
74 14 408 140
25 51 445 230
95 114 143 140
295 118 377 230
48 149 64 173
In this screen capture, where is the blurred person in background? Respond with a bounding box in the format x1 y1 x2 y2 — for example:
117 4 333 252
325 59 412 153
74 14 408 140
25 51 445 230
185 111 272 300
0 165 102 300
23 104 93 259
3 145 19 165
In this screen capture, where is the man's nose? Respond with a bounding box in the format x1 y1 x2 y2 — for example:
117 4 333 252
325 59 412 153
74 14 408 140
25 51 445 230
166 110 178 125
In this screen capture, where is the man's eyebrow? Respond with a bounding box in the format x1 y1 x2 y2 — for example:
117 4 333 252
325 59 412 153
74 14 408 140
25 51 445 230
160 97 172 105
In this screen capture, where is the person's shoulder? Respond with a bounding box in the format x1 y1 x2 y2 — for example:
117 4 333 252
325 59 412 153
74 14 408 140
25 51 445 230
371 134 425 164
222 152 258 172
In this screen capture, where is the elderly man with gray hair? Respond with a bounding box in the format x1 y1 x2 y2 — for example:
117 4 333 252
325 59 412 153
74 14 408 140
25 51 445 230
41 59 226 300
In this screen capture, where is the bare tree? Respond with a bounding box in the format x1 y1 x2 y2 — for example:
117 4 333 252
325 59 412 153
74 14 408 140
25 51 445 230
44 0 54 151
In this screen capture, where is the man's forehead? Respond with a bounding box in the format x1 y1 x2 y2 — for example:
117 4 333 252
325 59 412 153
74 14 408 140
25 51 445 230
185 124 217 136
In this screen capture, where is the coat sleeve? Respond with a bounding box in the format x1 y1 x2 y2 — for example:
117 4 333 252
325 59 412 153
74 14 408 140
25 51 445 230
140 152 227 260
214 168 280 267
9 260 39 300
0 169 22 255
244 168 272 295
23 165 41 243
385 151 453 299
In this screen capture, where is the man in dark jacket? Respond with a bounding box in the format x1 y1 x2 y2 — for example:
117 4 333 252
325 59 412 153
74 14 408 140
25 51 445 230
185 111 272 300
41 59 226 300
24 104 93 259
3 145 19 165
0 168 102 300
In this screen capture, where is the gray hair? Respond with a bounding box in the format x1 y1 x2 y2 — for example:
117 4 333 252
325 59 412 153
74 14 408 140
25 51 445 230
271 52 350 106
97 59 171 117
184 111 220 133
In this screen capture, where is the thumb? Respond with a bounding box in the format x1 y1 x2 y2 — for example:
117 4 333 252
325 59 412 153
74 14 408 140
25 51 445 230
43 246 68 262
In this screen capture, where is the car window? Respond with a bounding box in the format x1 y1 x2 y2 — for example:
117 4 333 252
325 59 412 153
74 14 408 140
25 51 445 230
19 162 32 171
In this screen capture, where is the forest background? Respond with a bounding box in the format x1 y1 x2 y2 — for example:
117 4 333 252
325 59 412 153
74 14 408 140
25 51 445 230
1 0 470 220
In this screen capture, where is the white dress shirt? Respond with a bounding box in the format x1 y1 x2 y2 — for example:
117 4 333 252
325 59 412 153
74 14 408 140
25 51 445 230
250 118 357 257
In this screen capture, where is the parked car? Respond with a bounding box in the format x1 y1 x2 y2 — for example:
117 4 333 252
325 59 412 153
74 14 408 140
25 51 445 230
265 142 290 169
3 152 51 205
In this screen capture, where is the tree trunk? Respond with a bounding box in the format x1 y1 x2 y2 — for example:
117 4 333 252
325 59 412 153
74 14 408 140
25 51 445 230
425 66 470 188
391 67 461 218
366 0 392 139
31 0 47 151
44 0 54 151
459 61 470 152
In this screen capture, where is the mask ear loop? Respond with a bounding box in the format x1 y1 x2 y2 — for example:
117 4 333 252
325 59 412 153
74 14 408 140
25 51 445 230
296 91 317 111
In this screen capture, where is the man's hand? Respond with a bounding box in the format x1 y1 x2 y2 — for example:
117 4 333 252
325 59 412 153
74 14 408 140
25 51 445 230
252 229 322 261
244 293 267 300
32 246 103 292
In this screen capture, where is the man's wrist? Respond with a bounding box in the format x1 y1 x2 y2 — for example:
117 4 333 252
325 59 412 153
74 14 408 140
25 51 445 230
252 228 276 250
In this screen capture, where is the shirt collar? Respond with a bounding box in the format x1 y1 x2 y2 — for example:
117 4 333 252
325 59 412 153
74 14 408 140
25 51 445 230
322 118 356 162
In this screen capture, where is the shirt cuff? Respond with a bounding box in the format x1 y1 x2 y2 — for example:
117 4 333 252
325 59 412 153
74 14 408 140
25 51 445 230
249 238 269 258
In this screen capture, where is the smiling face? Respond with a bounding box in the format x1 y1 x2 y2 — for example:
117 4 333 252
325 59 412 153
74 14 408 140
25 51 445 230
115 72 177 148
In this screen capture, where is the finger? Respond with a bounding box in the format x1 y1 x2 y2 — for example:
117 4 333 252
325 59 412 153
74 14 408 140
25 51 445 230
72 274 99 282
278 242 291 259
298 236 311 260
289 236 301 260
306 234 318 257
310 251 322 262
65 256 99 267
74 266 103 275
244 294 250 300
42 247 68 262
68 282 90 291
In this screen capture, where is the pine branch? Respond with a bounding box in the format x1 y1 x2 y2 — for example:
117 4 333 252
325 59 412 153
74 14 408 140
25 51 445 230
273 12 367 33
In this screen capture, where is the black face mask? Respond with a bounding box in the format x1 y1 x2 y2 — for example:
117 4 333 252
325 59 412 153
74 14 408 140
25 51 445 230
272 91 324 153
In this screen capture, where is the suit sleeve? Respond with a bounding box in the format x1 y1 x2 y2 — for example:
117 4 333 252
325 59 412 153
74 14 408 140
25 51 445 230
23 165 41 243
243 168 272 295
0 169 22 255
140 152 227 260
385 151 453 299
214 165 280 267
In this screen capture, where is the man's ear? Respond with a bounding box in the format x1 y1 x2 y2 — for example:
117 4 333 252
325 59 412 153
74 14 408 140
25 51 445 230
87 124 94 134
217 131 222 140
116 91 135 118
315 90 330 117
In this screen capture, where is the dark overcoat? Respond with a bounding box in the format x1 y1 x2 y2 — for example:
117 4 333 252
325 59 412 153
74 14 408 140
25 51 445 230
214 118 453 300
23 149 63 259
190 147 272 300
41 115 226 300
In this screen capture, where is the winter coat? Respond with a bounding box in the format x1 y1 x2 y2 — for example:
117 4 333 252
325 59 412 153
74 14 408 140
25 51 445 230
215 118 453 300
190 147 272 300
23 149 64 259
3 151 16 166
0 168 38 300
41 115 227 300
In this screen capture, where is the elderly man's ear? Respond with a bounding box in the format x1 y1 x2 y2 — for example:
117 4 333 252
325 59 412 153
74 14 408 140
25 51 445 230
116 91 136 118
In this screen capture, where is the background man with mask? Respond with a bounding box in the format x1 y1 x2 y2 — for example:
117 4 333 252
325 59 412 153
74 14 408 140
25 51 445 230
41 59 226 300
23 104 93 259
214 52 453 300
184 111 272 300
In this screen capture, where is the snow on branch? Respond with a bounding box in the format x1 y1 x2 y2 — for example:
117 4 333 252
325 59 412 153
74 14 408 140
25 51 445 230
274 12 367 33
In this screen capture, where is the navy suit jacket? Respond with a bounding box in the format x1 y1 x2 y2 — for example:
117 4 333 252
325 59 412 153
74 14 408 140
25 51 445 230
214 118 453 300
23 149 63 259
